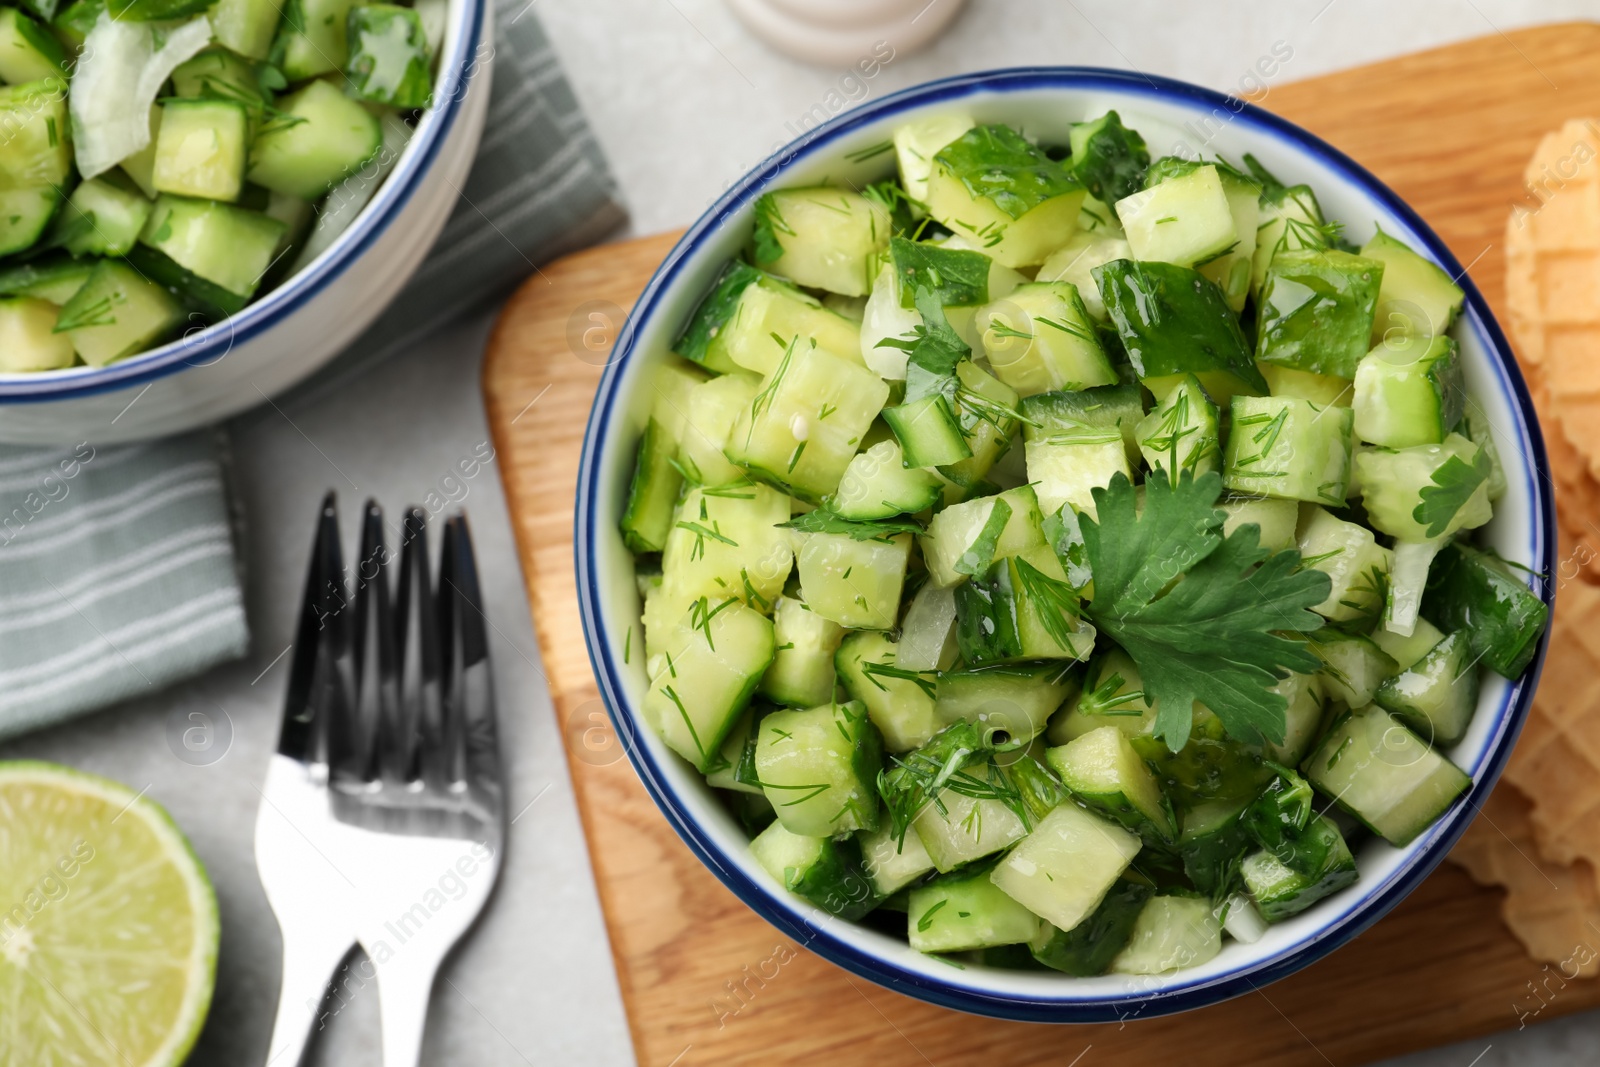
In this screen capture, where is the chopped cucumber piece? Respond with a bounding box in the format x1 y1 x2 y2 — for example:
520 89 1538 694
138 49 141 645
1047 648 1155 744
1264 670 1325 766
1025 431 1130 518
1374 630 1479 747
751 820 879 920
1362 230 1464 345
119 105 162 198
750 187 889 297
935 660 1077 748
1353 334 1464 448
1096 258 1268 402
656 483 793 621
756 700 881 836
678 371 760 486
1136 372 1220 478
1260 362 1353 407
1048 725 1176 843
793 528 910 630
881 391 968 469
954 545 1097 665
1068 110 1149 205
921 484 1044 588
705 708 762 795
835 630 938 752
977 280 1117 396
1372 616 1444 672
1021 372 1145 467
642 600 775 772
1296 505 1393 624
1036 230 1131 320
54 259 183 366
132 195 287 315
50 176 152 257
0 254 92 303
1309 629 1397 708
1256 249 1385 379
913 766 1029 872
1176 798 1252 898
0 8 67 83
1252 183 1327 297
275 0 357 79
1242 815 1358 922
211 0 284 58
248 79 382 200
1224 394 1353 505
910 858 1041 953
1219 495 1299 552
759 596 844 708
1109 896 1222 975
859 820 935 897
345 4 433 109
1114 164 1236 269
926 124 1085 268
1422 542 1548 679
831 439 941 520
1197 165 1261 312
676 261 860 376
1029 879 1151 976
0 184 57 256
170 50 268 128
0 295 74 370
1304 705 1470 846
935 359 1022 495
990 802 1141 933
0 78 69 189
892 112 973 206
1384 537 1442 638
1356 432 1492 542
619 418 681 553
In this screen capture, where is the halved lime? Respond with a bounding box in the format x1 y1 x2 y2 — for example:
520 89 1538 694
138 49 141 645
0 761 218 1066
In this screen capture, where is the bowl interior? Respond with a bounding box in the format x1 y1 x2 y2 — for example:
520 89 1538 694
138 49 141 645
579 70 1553 1019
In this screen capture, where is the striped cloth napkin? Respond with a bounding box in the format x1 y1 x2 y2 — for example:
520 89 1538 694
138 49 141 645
0 7 624 742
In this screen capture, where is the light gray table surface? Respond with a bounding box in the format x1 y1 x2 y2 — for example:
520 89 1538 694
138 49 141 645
6 2 1600 1064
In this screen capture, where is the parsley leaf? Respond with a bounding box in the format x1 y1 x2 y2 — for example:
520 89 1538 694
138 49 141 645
875 285 970 378
1080 470 1330 751
1414 447 1491 538
780 507 923 543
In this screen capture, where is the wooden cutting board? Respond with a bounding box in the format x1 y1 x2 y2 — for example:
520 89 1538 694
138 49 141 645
484 25 1598 1066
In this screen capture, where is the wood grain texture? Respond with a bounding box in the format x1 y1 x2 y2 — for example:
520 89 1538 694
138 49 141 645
483 25 1600 1066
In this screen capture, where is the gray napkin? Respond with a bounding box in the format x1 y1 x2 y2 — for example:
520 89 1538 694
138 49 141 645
0 9 625 741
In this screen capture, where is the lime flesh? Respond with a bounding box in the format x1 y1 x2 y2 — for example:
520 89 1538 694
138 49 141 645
0 762 218 1067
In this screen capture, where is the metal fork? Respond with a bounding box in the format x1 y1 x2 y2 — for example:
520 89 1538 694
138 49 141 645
256 494 505 1067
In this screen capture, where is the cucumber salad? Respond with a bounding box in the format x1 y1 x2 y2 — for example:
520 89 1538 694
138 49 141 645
618 110 1550 976
0 0 443 370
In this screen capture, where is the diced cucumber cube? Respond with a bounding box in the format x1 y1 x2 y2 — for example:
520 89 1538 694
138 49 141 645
1036 230 1131 320
1029 879 1151 976
1256 248 1385 379
1265 670 1326 766
756 700 881 836
647 356 708 445
954 545 1096 666
1422 542 1547 679
935 661 1077 747
892 112 973 206
1048 725 1176 843
859 821 935 897
0 254 91 304
727 342 888 501
248 79 382 200
54 260 183 366
936 360 1022 495
0 78 69 190
119 106 162 199
1252 184 1327 297
1242 815 1358 922
794 529 909 631
1374 630 1479 747
153 98 249 202
133 196 287 316
345 4 433 110
881 391 968 469
1309 629 1397 708
1371 616 1444 672
1136 372 1220 478
1361 230 1464 345
990 802 1141 933
678 371 759 485
1022 373 1145 467
212 0 284 58
1259 362 1353 408
750 187 889 297
1297 505 1393 624
0 8 66 83
751 820 879 920
52 176 152 258
1224 394 1353 505
921 484 1044 588
759 596 844 708
910 858 1041 953
0 296 74 371
642 599 775 772
1047 648 1156 744
275 0 358 79
977 281 1117 396
835 630 938 752
619 418 681 554
895 582 958 673
0 184 56 256
1176 798 1253 897
170 50 269 127
1353 334 1464 448
926 124 1085 268
679 263 860 377
704 708 761 795
1109 896 1222 975
1096 258 1267 403
1068 110 1149 205
1220 495 1299 552
1305 705 1471 846
829 439 942 521
658 484 793 615
1025 432 1130 519
1355 432 1491 542
1197 166 1261 312
914 771 1029 872
1114 164 1236 269
887 236 1026 350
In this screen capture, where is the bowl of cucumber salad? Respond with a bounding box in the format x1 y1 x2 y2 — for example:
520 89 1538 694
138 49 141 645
577 69 1554 1021
0 0 488 441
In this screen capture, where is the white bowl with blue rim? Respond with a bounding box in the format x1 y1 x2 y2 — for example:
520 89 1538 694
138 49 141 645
0 0 492 445
576 68 1556 1021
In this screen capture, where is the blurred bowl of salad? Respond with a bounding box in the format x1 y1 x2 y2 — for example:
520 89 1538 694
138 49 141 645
575 68 1555 1021
0 0 490 442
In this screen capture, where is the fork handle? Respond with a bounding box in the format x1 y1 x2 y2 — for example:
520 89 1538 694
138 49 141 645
265 935 354 1066
373 953 444 1067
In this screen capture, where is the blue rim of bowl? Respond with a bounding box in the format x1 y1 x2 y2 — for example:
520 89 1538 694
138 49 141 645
0 0 488 403
575 66 1557 1022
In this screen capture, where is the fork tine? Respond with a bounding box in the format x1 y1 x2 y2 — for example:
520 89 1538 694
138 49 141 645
350 500 398 782
438 512 501 804
395 507 441 783
279 492 344 762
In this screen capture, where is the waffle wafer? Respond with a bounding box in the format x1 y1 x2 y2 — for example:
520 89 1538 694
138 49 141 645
1451 782 1600 977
